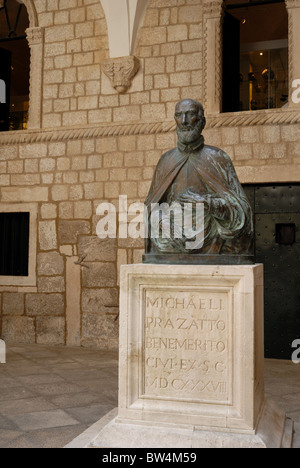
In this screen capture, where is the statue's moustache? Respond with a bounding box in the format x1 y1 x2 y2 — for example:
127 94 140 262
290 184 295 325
178 126 194 132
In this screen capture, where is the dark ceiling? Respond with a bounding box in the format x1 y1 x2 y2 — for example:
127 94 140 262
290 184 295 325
225 1 288 43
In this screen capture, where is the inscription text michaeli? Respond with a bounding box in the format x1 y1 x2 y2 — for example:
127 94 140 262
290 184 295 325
146 296 225 311
143 289 231 404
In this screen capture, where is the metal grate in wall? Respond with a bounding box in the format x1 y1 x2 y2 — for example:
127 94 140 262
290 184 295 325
243 184 300 359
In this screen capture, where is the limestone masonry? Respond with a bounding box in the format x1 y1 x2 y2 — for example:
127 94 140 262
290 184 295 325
0 0 299 348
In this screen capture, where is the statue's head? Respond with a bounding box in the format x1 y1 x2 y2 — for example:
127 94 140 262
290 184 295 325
174 99 206 145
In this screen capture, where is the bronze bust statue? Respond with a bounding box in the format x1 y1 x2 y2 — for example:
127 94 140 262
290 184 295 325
143 99 254 265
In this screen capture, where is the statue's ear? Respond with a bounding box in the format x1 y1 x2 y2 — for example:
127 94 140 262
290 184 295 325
201 116 206 132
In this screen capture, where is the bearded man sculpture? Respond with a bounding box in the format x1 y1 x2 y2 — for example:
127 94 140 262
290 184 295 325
143 99 254 265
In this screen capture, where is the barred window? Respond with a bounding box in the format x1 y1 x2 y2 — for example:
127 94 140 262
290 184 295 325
0 212 30 276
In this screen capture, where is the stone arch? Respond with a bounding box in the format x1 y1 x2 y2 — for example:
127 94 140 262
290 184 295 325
18 0 38 28
100 0 149 57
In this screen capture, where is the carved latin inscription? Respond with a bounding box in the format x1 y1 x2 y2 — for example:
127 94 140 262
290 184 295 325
143 289 231 404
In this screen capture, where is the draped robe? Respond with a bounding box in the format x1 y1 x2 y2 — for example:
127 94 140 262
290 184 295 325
145 138 253 256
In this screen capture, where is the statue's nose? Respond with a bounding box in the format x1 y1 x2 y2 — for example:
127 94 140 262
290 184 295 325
181 113 187 125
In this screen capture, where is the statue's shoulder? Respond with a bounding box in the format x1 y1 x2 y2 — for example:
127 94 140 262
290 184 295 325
203 144 233 165
156 147 179 167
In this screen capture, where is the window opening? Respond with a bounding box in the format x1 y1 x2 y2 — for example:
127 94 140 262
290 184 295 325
0 0 30 130
276 223 296 245
0 212 30 276
223 0 288 112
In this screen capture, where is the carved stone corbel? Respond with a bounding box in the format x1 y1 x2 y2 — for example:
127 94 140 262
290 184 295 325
102 56 140 94
26 25 44 45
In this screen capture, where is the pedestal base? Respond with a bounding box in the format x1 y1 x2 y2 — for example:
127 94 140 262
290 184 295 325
118 264 265 432
65 264 294 449
65 399 293 449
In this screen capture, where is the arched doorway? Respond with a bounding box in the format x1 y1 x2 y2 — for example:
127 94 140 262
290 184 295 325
0 0 30 131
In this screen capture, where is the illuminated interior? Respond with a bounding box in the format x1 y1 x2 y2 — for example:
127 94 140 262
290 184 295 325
0 0 30 131
223 0 288 112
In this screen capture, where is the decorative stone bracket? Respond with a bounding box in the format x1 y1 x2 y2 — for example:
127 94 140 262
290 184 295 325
102 56 140 94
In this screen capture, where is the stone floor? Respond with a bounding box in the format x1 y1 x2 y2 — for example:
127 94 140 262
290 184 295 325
0 343 299 448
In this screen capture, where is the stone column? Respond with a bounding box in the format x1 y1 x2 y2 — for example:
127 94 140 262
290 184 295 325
285 0 300 107
26 27 44 129
203 0 224 115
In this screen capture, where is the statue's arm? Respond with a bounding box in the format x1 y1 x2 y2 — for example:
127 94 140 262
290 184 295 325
211 151 252 236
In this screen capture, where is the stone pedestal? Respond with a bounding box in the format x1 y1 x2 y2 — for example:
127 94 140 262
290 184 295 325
84 264 293 448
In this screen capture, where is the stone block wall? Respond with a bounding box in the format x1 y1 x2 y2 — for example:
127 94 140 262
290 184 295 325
41 0 109 129
0 0 299 348
0 119 299 347
39 0 203 128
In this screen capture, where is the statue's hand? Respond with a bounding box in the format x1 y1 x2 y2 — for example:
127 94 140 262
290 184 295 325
210 197 230 220
177 191 230 220
177 189 210 211
153 234 187 253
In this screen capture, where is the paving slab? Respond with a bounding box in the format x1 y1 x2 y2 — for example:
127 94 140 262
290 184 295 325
0 343 299 448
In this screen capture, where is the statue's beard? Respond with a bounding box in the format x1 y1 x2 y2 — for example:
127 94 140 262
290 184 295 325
176 120 203 145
